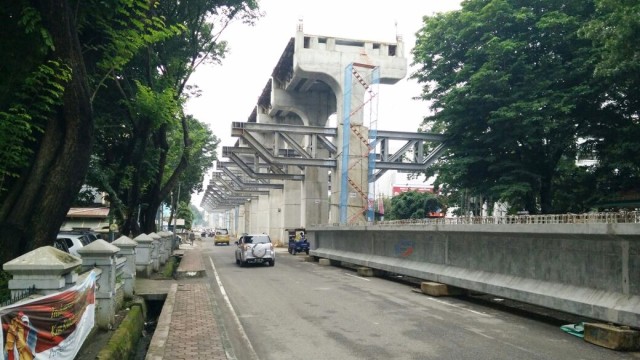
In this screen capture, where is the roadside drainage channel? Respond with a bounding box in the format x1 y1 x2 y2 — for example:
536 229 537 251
132 295 165 360
88 294 166 360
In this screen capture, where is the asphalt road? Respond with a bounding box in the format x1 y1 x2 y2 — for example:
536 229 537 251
201 240 638 360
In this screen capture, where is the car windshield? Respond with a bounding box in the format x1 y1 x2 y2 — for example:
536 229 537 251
244 235 269 244
217 229 228 235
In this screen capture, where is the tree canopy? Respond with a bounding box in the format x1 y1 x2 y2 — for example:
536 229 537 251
387 191 445 220
412 0 639 214
0 0 260 263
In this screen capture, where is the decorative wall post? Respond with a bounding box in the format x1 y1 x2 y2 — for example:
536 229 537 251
158 231 170 263
155 231 166 265
149 232 161 271
77 240 120 329
112 235 137 299
133 233 153 278
161 231 174 259
3 247 81 297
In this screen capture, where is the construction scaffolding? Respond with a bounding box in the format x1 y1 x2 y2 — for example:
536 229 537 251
339 62 380 224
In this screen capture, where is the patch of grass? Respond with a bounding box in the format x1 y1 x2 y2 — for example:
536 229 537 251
96 303 145 360
162 256 180 278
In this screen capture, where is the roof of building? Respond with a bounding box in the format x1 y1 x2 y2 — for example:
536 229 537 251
67 207 110 218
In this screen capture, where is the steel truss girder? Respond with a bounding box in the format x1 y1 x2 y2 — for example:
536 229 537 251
233 131 336 167
210 178 270 196
225 152 305 181
232 122 336 136
230 122 446 177
203 188 246 202
217 165 284 190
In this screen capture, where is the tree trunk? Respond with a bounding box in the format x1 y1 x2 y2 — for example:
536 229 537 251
140 117 191 233
0 0 93 264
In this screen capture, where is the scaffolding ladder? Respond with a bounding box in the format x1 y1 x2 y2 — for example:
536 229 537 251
340 62 380 224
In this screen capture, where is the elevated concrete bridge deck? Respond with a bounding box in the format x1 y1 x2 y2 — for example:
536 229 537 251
308 212 640 327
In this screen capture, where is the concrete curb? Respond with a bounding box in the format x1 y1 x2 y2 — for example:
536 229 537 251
145 284 177 360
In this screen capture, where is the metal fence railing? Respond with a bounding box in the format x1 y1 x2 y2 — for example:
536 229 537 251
0 285 37 307
321 211 640 227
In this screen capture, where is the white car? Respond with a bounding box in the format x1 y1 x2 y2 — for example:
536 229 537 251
55 231 97 257
235 234 275 267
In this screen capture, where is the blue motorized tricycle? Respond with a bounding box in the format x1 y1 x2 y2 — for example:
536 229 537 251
286 228 309 255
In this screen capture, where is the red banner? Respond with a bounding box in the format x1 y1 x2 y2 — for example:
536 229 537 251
1 271 96 360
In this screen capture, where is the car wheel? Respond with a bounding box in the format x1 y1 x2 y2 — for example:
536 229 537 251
268 259 274 267
305 249 309 255
235 258 240 265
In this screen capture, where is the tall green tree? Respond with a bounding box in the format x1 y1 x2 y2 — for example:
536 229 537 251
0 0 258 263
579 0 640 200
88 0 258 236
0 1 94 263
412 0 603 214
387 191 444 220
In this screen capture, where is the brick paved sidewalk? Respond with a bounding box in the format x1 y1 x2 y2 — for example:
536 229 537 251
145 249 228 360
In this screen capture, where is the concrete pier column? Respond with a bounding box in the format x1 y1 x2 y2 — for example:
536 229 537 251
303 149 329 227
3 247 81 297
148 232 161 271
237 205 246 236
227 209 237 238
249 199 258 233
257 194 270 234
283 179 302 231
331 84 371 224
268 187 284 245
112 235 137 299
133 233 153 278
77 240 120 329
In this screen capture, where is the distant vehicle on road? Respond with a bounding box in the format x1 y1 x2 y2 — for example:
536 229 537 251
214 228 230 246
235 233 275 267
288 234 309 255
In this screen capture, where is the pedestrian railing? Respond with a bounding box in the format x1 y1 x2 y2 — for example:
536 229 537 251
324 211 639 227
0 285 36 307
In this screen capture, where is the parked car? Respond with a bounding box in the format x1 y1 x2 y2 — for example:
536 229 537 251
55 229 98 257
214 228 230 246
54 235 85 257
53 238 71 253
234 234 275 267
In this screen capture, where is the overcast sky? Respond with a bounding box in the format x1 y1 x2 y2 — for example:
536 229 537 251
185 0 462 205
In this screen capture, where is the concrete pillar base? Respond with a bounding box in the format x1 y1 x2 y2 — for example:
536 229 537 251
340 261 357 270
584 323 640 351
357 267 374 277
136 264 152 278
96 294 116 330
420 281 465 297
